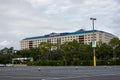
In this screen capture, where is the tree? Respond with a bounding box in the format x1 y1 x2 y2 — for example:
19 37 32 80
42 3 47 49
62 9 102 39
60 40 91 65
96 43 112 60
81 44 93 60
109 38 120 60
0 47 15 64
0 53 11 64
38 42 55 60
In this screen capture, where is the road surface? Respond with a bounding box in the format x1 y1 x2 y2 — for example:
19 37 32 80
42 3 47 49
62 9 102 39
0 66 120 80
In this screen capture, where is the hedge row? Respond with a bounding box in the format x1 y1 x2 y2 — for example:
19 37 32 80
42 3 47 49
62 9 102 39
27 60 64 66
27 60 120 66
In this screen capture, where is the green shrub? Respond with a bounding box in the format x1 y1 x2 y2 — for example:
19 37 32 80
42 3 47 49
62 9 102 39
27 60 64 66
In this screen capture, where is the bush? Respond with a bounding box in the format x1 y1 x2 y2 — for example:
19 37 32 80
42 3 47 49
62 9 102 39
27 60 64 66
96 60 120 66
27 60 120 66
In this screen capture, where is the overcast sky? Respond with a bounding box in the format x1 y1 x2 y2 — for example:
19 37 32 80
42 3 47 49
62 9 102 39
0 0 120 50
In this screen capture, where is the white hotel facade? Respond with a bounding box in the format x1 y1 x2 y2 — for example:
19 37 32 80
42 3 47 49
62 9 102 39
20 29 117 50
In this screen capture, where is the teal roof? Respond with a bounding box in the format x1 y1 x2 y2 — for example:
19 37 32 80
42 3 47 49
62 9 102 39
23 29 108 40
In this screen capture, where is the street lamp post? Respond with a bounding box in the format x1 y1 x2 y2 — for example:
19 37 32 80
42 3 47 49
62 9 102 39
90 18 96 67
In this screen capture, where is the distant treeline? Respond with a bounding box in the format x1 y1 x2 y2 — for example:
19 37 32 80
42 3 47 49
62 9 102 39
0 38 120 66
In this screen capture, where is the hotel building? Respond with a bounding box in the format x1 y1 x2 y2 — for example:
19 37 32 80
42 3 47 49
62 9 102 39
20 29 117 50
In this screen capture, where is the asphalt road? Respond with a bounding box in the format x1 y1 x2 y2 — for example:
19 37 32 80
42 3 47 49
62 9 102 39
0 66 120 80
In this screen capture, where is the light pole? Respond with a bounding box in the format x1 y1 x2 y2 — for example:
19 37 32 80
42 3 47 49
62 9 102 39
90 18 96 67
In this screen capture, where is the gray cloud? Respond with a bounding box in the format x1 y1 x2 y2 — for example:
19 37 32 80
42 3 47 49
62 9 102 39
0 0 120 49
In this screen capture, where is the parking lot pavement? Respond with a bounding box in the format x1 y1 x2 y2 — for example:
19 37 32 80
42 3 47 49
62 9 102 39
0 66 120 80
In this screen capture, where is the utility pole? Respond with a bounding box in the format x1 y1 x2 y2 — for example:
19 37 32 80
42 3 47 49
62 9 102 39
90 18 97 67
